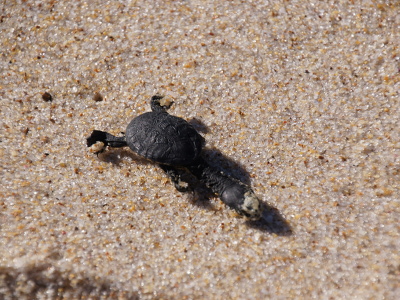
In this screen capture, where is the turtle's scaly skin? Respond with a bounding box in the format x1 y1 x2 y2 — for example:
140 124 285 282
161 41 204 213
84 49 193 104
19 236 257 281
87 95 262 220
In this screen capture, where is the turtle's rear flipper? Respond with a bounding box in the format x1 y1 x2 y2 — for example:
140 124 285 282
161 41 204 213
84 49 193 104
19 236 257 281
87 130 127 149
87 130 108 147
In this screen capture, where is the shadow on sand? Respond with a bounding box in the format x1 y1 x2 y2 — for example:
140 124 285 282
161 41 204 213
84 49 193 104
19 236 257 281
91 118 292 236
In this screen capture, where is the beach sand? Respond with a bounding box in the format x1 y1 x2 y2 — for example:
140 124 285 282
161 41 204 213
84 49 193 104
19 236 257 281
1 1 399 299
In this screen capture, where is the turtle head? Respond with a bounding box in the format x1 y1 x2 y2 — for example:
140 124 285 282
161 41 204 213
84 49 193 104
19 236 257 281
221 184 262 221
241 190 262 221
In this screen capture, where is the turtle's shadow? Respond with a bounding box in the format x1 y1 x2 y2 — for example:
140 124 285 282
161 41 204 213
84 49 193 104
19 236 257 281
188 118 209 134
98 148 150 166
246 202 292 236
96 140 291 236
195 149 292 236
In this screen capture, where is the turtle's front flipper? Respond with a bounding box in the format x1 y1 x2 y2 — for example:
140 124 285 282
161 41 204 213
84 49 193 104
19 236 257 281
87 130 127 154
159 164 191 192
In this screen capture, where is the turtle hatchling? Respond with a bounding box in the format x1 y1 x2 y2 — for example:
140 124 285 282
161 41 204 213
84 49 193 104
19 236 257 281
86 95 262 220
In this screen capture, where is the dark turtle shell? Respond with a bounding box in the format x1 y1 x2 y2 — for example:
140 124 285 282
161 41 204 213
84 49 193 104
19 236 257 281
125 111 204 166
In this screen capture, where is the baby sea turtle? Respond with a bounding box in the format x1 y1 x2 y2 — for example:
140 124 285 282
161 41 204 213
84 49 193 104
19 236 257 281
87 95 262 220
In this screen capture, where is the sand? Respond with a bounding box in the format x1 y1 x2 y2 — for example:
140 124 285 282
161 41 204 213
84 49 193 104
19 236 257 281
1 0 399 299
